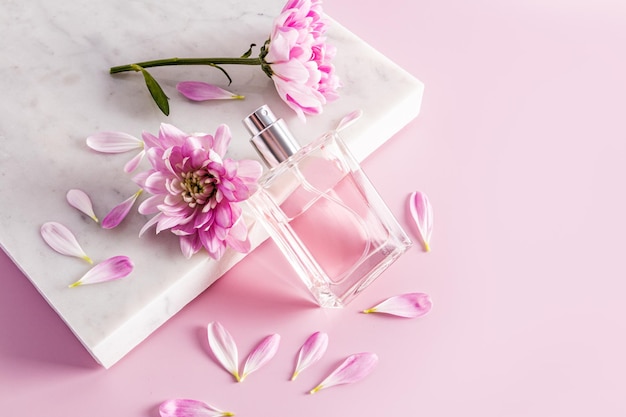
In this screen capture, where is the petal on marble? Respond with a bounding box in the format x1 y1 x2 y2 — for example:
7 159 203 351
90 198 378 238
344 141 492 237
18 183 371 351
207 321 240 381
159 399 234 417
86 131 144 153
362 293 433 318
291 331 328 380
40 221 92 264
66 189 99 223
124 149 146 173
309 352 378 394
409 191 434 251
101 190 143 229
240 334 280 382
68 255 133 288
177 81 244 101
334 109 363 132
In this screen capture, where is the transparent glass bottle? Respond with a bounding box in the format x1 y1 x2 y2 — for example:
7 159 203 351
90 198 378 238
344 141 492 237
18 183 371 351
243 105 412 308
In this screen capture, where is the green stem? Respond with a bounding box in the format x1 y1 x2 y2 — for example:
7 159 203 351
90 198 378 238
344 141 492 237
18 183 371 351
110 57 263 74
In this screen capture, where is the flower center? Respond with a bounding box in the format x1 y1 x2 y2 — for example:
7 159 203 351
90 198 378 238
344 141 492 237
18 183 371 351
180 170 215 208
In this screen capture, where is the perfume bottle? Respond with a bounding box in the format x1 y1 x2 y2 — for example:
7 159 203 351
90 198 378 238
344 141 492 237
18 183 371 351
243 105 412 308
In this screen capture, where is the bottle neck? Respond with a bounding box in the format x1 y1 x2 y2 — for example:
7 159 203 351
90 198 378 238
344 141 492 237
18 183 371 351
243 105 301 168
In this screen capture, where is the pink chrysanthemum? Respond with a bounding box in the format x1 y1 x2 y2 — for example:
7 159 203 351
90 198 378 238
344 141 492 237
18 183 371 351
265 0 340 120
134 123 263 259
111 0 340 119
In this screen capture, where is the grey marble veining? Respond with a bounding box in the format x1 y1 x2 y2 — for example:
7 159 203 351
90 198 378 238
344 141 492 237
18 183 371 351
0 0 423 367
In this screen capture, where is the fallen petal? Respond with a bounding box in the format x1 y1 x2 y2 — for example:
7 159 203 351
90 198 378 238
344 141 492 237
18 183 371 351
66 189 99 223
291 331 328 380
101 190 143 229
86 131 144 153
177 81 244 101
68 255 133 288
40 222 92 263
159 399 234 417
240 334 280 382
309 352 378 394
335 109 363 132
409 191 434 251
207 321 240 381
363 293 433 318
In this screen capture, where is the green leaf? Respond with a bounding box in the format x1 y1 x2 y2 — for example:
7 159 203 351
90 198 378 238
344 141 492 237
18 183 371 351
132 64 170 116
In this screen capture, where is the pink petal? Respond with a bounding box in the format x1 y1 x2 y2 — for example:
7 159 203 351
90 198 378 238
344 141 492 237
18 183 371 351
214 203 234 228
40 222 92 264
138 213 162 237
68 255 133 288
225 233 251 254
270 60 310 84
212 124 232 158
124 149 146 173
207 321 240 381
86 131 143 153
159 399 234 417
362 293 433 318
236 159 263 184
335 109 363 132
159 123 188 148
409 191 434 251
240 334 280 382
101 190 143 229
66 189 99 223
179 234 202 259
291 331 328 380
223 216 252 254
177 81 244 101
309 352 378 394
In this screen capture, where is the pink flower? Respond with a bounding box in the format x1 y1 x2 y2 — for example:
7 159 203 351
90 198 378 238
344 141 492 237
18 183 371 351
110 0 339 119
134 123 263 259
265 0 340 120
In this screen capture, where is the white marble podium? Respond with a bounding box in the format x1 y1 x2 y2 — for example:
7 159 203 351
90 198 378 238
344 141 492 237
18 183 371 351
0 0 423 368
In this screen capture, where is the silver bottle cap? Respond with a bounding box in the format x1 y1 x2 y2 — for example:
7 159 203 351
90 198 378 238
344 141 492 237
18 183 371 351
242 105 300 168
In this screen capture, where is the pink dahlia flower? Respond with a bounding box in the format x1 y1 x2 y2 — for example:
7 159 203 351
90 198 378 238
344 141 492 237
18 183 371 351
134 123 263 260
265 0 340 120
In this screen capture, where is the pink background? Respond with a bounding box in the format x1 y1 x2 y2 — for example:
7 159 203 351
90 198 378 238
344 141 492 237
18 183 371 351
2 0 625 415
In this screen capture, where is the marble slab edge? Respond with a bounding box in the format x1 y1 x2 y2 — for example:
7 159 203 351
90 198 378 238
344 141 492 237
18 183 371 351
0 7 424 368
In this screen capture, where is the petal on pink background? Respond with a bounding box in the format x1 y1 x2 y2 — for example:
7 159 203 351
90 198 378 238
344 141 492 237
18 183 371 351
240 334 281 382
309 352 378 394
409 191 434 251
177 81 244 101
159 399 234 417
207 321 240 381
66 189 99 223
101 190 143 229
363 293 433 318
40 222 93 264
86 131 143 153
291 331 328 380
68 255 134 288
